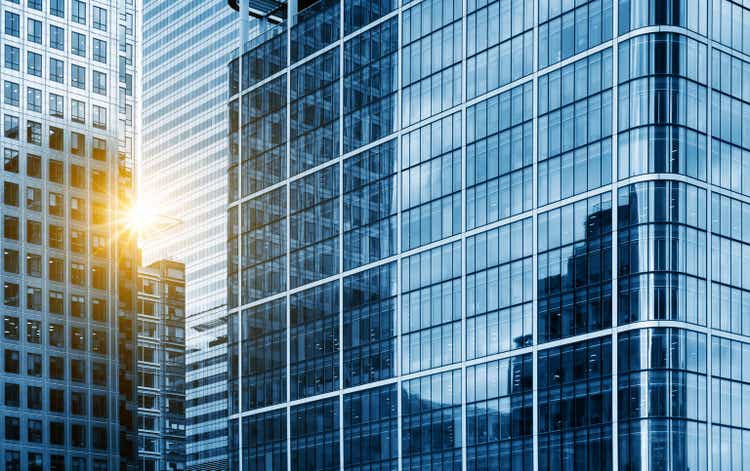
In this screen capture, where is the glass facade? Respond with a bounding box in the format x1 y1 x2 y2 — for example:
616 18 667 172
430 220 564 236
0 0 139 469
137 260 186 470
227 0 750 469
141 1 241 469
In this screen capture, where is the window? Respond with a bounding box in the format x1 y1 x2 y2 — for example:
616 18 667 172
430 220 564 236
50 25 64 50
50 388 65 412
26 88 41 113
27 52 41 77
91 329 106 353
26 287 41 310
71 64 85 89
71 294 85 317
92 361 107 385
26 187 41 212
71 262 85 285
49 126 64 150
71 229 85 253
93 38 107 63
4 182 18 206
93 137 107 161
51 0 64 17
4 349 19 373
4 45 19 70
49 323 64 347
5 451 19 471
49 224 64 248
4 216 19 240
50 58 64 83
50 422 64 446
71 327 86 350
93 6 107 30
27 386 41 408
49 258 64 282
72 32 86 56
92 299 105 321
27 0 42 10
4 149 18 172
4 316 18 340
5 417 20 440
27 420 42 443
3 282 19 306
27 154 41 178
93 105 106 129
49 290 63 313
27 18 41 43
4 81 19 107
27 220 41 244
93 71 106 95
91 266 105 290
49 159 64 183
72 424 86 448
73 0 86 24
3 249 18 273
4 383 19 408
71 132 85 156
5 12 19 37
71 164 85 188
70 358 86 384
91 170 106 193
26 253 41 276
27 352 41 375
4 115 19 139
50 93 64 118
93 394 107 417
49 355 64 379
49 192 63 217
26 121 41 146
72 100 85 124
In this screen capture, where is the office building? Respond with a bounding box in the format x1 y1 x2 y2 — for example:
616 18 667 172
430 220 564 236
227 0 750 469
0 0 140 469
141 1 249 468
137 259 187 471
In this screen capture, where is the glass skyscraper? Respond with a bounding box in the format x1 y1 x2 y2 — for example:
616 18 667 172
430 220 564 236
141 1 244 469
0 0 140 469
227 0 748 470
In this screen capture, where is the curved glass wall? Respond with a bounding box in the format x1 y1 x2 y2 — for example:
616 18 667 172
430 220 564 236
617 328 708 470
618 0 707 35
617 180 707 326
617 33 707 181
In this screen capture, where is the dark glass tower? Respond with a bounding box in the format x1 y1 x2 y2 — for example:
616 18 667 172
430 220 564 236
227 0 749 469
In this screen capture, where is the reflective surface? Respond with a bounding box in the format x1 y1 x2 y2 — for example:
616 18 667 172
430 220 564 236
226 1 750 469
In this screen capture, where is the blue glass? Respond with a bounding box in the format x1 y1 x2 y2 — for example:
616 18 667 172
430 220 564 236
290 281 340 399
538 193 612 342
344 384 398 469
291 397 340 470
401 241 461 374
466 218 533 358
466 354 533 470
537 336 613 471
343 140 398 269
401 369 462 469
618 328 707 470
343 262 397 386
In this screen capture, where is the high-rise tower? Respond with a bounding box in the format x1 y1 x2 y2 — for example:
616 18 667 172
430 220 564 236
140 1 243 468
227 0 750 469
0 0 140 469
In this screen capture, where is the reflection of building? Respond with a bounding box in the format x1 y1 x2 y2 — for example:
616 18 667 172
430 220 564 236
0 0 139 469
225 0 749 469
137 260 186 471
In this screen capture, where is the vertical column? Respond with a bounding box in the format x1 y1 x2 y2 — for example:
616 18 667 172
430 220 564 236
610 1 620 468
